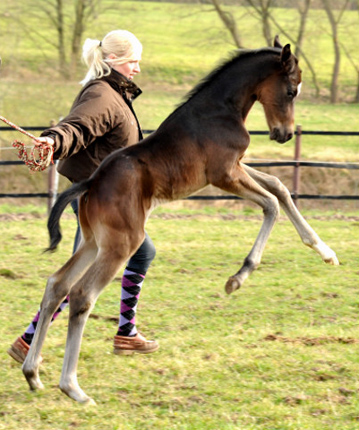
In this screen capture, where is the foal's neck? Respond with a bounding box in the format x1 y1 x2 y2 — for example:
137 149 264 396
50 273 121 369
220 51 280 117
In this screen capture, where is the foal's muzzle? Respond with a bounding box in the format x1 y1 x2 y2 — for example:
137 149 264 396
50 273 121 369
270 127 293 144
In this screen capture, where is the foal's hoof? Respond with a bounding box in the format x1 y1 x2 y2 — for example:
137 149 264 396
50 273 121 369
83 397 97 407
22 362 44 391
24 373 44 391
324 255 340 266
225 277 241 295
60 383 97 406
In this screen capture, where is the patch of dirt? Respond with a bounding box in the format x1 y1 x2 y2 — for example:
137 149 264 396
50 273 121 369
263 333 358 346
0 268 17 279
282 394 307 406
1 209 359 223
0 212 73 222
0 213 43 221
88 313 118 323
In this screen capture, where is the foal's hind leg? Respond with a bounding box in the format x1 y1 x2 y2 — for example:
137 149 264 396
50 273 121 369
22 243 97 391
215 166 281 294
58 248 130 405
243 164 339 265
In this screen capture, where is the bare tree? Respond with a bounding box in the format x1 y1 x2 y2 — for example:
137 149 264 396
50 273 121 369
71 0 88 77
266 0 321 97
209 0 244 48
341 43 359 102
211 0 320 97
5 0 112 79
295 0 311 59
321 0 350 103
55 0 67 76
70 0 103 77
244 0 274 46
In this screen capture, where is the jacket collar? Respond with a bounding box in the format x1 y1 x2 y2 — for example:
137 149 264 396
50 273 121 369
102 69 142 101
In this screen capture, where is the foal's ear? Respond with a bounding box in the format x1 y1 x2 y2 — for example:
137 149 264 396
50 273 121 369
274 35 282 49
281 44 292 62
280 44 296 73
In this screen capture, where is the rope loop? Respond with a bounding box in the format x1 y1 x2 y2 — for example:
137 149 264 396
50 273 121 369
0 115 54 172
12 139 54 172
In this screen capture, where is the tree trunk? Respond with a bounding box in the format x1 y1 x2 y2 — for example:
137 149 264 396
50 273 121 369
56 0 68 78
261 2 272 46
355 72 359 103
321 0 349 103
245 0 273 46
322 0 340 103
266 2 321 97
295 0 311 59
210 0 243 48
70 0 86 79
340 41 359 103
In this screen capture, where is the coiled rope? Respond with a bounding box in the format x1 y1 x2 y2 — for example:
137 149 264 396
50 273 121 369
0 115 54 171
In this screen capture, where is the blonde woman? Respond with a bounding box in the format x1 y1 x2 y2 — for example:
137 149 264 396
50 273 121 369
8 30 158 361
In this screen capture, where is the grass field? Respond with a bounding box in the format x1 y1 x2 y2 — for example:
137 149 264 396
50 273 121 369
0 203 359 429
0 3 358 427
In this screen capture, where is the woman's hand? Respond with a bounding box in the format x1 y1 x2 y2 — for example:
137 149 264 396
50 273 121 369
32 136 55 146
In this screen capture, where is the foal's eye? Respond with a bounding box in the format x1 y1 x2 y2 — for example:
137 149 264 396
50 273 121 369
287 90 295 99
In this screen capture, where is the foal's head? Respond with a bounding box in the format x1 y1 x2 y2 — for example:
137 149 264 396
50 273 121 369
257 37 302 144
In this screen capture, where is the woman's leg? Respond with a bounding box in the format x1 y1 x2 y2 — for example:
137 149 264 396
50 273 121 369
21 297 69 345
114 232 158 354
116 232 156 336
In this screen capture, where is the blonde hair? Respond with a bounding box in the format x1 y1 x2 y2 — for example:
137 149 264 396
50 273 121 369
80 30 142 86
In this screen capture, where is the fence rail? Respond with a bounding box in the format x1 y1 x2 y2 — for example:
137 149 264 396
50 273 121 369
1 125 359 210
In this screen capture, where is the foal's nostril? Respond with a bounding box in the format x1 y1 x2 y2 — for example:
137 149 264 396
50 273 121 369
287 133 293 141
270 128 279 141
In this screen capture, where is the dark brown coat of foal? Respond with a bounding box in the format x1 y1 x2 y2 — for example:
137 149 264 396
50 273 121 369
22 38 338 404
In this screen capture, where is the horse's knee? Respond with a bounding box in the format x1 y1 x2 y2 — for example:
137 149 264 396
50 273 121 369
268 176 292 202
43 275 70 302
68 289 93 319
263 195 280 219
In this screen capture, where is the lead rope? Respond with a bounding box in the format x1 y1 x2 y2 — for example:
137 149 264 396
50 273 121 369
0 115 54 172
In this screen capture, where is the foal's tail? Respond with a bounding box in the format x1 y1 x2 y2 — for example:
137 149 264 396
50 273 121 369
46 179 92 252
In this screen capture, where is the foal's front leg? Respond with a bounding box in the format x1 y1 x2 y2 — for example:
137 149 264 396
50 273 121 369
242 164 339 265
216 166 281 294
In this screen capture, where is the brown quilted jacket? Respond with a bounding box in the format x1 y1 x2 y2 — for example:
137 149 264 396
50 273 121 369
41 70 142 183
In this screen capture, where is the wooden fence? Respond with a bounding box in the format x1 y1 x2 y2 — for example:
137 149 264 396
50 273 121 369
1 125 359 212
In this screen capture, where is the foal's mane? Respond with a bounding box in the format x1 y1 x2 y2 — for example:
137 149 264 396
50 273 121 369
157 47 281 127
180 47 280 106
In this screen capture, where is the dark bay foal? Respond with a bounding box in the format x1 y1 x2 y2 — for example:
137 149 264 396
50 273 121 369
22 37 338 404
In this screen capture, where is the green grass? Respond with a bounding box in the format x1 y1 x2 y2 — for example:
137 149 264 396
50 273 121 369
0 3 358 425
0 204 359 429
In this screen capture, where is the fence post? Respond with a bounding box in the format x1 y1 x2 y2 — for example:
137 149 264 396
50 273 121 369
47 160 59 214
47 119 59 214
293 124 302 207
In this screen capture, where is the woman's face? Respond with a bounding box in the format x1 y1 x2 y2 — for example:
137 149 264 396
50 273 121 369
111 59 141 80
